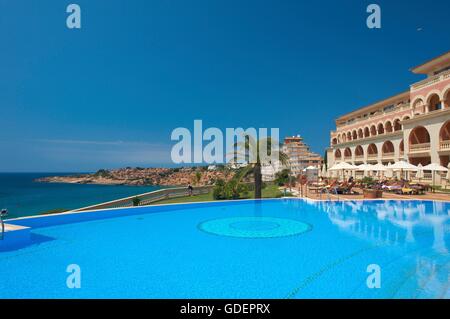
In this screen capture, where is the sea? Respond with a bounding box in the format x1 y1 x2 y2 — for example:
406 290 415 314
0 173 163 219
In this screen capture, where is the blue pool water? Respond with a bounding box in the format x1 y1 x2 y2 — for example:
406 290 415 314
0 199 449 298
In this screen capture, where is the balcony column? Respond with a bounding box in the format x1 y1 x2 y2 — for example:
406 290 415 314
429 125 440 164
425 103 430 113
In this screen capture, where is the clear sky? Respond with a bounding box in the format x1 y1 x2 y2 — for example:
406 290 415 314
1 0 449 172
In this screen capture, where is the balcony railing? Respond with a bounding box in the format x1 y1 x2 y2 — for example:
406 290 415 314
367 154 378 160
355 155 364 160
440 140 450 151
411 69 450 92
381 152 395 158
409 143 430 153
344 156 352 161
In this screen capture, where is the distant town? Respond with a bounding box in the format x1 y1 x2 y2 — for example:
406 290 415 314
36 135 323 186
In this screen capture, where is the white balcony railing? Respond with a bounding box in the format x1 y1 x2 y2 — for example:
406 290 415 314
367 154 378 160
411 69 450 92
382 152 395 158
440 140 450 151
409 143 430 153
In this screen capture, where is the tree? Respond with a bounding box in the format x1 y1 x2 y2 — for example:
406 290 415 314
232 136 289 199
274 168 291 186
132 197 141 206
194 171 202 185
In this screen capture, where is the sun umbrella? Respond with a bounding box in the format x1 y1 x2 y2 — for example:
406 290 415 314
415 163 424 181
356 163 373 178
390 161 418 170
423 163 448 188
386 162 394 178
371 163 387 179
329 162 357 181
390 161 417 180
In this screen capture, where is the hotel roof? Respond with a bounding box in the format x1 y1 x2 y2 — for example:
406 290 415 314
335 91 410 122
410 50 450 74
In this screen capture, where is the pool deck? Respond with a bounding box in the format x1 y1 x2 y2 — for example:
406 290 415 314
297 186 450 201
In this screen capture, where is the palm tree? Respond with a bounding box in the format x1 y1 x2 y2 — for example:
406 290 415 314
231 136 289 199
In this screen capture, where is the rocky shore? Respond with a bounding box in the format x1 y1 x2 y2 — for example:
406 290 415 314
35 167 234 187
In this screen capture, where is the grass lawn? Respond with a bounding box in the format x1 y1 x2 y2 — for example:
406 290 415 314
151 184 285 205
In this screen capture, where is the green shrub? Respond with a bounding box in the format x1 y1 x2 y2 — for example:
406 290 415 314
274 169 291 186
132 197 141 206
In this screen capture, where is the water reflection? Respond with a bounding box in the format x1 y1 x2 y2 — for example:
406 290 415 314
302 199 450 298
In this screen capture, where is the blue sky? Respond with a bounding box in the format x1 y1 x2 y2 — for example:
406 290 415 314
1 0 449 172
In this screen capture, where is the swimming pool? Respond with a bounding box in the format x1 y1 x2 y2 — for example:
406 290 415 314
0 199 449 298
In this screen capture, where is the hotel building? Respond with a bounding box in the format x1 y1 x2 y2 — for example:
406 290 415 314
283 135 323 176
327 51 450 182
261 135 322 181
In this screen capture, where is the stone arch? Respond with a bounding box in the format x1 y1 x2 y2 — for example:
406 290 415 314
427 92 442 112
364 127 370 138
346 131 352 141
439 121 450 141
377 122 385 134
335 149 342 159
385 120 393 133
382 141 394 154
355 145 364 157
370 125 377 136
443 85 450 109
393 118 402 131
409 126 431 145
344 147 352 159
357 128 364 139
367 143 378 156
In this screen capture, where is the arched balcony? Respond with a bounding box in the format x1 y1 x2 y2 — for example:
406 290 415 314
355 145 364 161
393 119 402 131
439 121 450 151
346 132 352 141
377 123 385 134
413 98 425 116
428 94 442 112
352 130 357 140
370 125 377 136
364 127 370 138
444 89 450 109
409 126 431 153
381 141 395 160
367 143 378 161
332 137 337 145
385 121 393 133
335 149 342 160
357 128 363 139
344 147 352 161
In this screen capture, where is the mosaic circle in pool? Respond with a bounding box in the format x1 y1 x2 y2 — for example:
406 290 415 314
198 216 312 238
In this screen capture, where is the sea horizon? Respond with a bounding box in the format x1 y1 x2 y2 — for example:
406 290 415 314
0 173 164 219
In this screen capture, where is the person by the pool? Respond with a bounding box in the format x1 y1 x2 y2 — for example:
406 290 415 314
187 183 194 196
